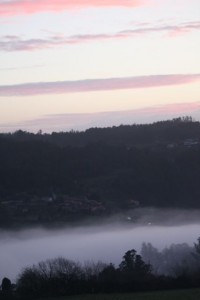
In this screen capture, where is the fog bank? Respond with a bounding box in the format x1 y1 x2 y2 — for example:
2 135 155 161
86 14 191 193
0 218 200 281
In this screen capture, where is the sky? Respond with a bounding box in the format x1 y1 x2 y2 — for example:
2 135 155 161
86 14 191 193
0 0 200 133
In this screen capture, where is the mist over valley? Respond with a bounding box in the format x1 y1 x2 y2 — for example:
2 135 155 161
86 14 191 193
0 208 200 281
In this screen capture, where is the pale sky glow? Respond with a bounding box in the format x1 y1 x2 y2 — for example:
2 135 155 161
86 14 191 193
0 0 200 132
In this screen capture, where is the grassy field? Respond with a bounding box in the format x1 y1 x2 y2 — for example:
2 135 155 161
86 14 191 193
40 289 200 300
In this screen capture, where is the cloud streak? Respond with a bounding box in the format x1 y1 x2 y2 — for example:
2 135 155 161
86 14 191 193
0 74 200 97
0 64 45 71
0 0 145 17
123 20 200 37
1 21 200 52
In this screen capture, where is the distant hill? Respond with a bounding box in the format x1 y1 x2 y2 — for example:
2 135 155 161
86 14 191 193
2 116 200 147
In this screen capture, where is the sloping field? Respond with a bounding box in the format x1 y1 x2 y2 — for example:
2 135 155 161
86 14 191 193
40 288 200 300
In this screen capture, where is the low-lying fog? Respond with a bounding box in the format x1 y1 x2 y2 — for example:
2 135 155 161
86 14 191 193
0 208 200 281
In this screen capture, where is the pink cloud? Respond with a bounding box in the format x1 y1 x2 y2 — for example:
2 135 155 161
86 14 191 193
1 21 200 52
0 74 200 97
0 0 145 17
166 21 200 37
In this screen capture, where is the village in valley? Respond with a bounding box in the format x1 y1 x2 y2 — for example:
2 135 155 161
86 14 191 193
0 194 107 226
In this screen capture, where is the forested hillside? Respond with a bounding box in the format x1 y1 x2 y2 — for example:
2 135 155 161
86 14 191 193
1 117 200 224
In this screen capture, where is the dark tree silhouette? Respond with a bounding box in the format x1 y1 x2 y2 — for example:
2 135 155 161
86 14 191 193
194 237 200 256
1 277 13 299
119 249 152 276
16 257 84 298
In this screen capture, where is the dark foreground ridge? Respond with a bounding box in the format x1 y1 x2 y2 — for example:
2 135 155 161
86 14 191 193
1 116 200 227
